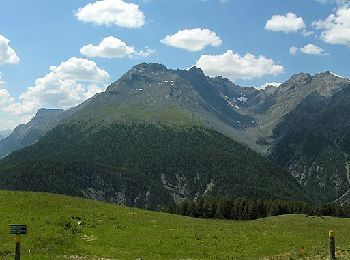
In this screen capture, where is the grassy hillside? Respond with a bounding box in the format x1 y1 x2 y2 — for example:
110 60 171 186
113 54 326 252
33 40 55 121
1 191 350 259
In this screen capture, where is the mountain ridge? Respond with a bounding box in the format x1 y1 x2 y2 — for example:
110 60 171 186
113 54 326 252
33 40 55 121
1 63 350 205
0 108 72 158
3 64 349 159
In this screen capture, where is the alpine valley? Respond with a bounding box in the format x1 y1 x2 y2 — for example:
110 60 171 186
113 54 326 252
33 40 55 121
1 63 350 209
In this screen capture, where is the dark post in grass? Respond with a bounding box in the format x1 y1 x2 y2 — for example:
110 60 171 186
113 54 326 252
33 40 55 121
9 224 27 260
329 230 336 259
15 234 20 260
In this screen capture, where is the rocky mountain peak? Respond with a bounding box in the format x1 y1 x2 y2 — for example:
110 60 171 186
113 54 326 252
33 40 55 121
132 62 168 73
276 71 350 98
35 108 64 119
287 73 312 84
188 66 205 76
313 71 350 82
106 63 173 92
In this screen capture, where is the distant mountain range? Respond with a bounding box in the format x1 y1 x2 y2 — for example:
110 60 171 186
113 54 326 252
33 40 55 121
0 130 11 141
0 63 349 206
0 108 70 158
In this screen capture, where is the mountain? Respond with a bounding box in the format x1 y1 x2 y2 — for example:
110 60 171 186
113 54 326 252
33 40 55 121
4 67 349 158
0 63 261 157
67 63 260 147
269 85 350 204
234 71 350 203
240 72 350 152
1 63 350 206
0 130 11 141
0 121 306 209
0 108 69 158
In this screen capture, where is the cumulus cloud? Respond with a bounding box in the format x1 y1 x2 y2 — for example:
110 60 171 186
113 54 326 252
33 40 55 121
0 118 19 131
49 57 109 82
0 80 15 111
315 0 349 5
290 44 326 55
300 44 326 55
0 73 13 109
3 57 110 119
0 72 4 85
80 36 154 58
0 34 19 65
0 74 20 130
313 6 350 46
160 28 222 51
0 88 15 109
265 13 306 33
75 0 145 28
194 50 284 81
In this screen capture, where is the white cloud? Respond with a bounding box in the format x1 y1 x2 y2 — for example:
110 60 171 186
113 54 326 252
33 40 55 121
2 58 110 120
289 46 298 55
160 28 222 51
302 29 315 37
0 73 12 108
75 0 145 28
257 82 282 90
265 13 306 33
0 34 19 65
313 6 350 46
0 74 20 130
290 44 327 55
0 115 20 131
194 50 284 81
0 88 15 109
300 44 326 55
0 72 4 85
48 57 109 82
80 36 154 58
315 0 349 5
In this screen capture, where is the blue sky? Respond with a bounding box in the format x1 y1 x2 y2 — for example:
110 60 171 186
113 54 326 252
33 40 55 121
0 0 349 130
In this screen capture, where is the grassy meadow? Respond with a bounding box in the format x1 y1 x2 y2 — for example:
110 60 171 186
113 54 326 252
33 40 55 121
1 191 350 259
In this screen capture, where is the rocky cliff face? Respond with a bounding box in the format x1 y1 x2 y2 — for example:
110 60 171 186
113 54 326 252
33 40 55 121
243 72 350 153
269 86 350 203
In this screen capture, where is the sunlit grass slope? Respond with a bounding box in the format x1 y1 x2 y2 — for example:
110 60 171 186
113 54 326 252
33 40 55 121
1 191 350 259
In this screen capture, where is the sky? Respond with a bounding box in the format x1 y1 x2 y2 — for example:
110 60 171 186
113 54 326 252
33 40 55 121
0 0 350 130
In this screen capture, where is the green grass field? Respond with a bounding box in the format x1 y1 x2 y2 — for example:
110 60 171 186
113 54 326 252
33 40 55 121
1 191 350 259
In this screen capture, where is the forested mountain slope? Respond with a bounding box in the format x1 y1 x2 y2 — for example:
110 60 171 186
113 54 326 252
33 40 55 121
0 122 306 209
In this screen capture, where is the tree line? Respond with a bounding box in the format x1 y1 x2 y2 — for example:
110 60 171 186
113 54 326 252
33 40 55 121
165 197 350 220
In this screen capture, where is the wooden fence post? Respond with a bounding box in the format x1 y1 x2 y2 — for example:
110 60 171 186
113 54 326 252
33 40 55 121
15 234 20 260
329 230 336 259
